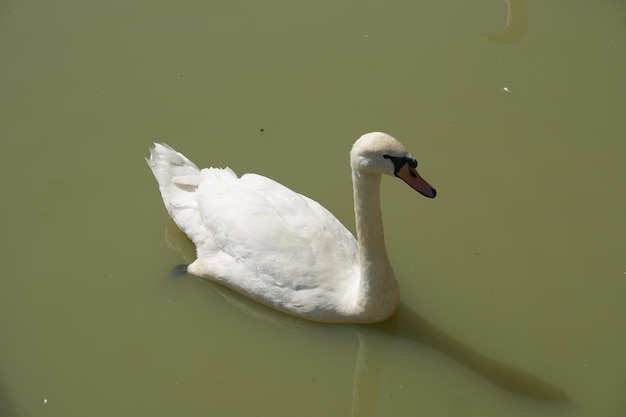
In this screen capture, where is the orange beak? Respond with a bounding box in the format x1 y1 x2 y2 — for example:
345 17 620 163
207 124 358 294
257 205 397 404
396 163 437 198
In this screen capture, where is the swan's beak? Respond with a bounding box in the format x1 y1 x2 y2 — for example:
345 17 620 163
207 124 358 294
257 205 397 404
396 164 437 198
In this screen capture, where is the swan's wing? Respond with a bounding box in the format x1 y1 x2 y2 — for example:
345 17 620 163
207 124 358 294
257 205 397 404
188 169 359 315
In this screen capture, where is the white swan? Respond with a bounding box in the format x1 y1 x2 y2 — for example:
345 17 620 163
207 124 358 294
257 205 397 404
147 132 436 323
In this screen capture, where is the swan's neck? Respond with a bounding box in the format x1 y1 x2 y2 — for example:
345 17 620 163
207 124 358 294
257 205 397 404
352 170 399 321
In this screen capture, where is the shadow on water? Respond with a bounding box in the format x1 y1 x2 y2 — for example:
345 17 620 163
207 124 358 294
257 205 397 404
368 302 568 402
163 221 567 415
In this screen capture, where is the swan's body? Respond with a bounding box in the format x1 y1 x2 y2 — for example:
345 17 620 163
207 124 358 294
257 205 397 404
147 132 436 323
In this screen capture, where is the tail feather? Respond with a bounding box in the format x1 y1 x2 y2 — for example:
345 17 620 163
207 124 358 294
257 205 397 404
146 143 205 245
147 143 200 185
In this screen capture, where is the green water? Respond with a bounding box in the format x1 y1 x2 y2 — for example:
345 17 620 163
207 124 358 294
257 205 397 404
1 0 625 416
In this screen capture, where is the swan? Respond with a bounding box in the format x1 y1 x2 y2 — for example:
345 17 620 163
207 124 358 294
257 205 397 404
146 132 436 323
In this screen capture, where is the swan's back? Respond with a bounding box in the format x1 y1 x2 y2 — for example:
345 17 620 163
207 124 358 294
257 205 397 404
147 143 360 321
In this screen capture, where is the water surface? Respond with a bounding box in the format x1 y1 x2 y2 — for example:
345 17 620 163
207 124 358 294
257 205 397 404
1 0 625 416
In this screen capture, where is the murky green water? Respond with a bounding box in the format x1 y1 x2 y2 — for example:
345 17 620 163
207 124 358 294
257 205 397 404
1 0 625 416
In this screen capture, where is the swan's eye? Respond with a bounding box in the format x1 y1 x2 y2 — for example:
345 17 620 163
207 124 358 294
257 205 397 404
383 154 390 159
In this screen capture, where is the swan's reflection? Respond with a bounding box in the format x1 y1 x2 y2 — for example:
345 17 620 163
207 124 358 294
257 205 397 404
481 0 528 44
163 221 567 415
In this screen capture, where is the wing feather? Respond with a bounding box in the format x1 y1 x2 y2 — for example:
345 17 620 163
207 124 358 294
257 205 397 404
191 170 358 306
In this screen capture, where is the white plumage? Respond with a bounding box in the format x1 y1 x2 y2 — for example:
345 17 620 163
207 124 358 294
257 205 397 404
147 132 436 323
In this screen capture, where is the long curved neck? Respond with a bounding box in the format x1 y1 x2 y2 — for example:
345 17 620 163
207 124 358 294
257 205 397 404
352 169 399 321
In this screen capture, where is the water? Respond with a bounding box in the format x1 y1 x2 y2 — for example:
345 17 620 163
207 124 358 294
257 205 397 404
1 0 625 416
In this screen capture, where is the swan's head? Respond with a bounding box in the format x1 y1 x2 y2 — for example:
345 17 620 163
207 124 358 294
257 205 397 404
350 132 436 198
